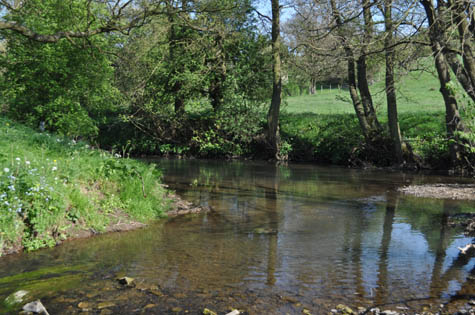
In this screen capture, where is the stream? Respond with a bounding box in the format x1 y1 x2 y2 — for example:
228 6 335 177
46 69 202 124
0 159 474 314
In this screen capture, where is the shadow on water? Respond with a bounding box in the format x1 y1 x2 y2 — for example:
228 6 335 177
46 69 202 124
0 159 474 314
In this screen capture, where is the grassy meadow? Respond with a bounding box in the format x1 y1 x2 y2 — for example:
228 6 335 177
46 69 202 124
283 69 444 115
280 69 452 166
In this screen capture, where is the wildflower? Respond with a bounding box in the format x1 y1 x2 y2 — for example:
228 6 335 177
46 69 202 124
8 185 15 191
15 157 20 162
52 166 57 171
3 167 9 173
25 161 30 165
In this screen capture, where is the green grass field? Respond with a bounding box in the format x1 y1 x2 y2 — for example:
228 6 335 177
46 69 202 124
284 69 444 115
279 68 454 166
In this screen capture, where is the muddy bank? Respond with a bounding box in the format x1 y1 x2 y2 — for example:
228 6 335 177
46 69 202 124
63 193 210 242
398 184 475 200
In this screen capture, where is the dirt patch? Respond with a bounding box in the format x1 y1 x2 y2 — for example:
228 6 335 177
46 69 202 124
63 194 210 240
398 184 475 200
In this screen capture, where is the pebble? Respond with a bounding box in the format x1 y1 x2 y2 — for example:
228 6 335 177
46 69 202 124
144 304 156 309
97 302 115 309
23 300 49 314
78 302 91 309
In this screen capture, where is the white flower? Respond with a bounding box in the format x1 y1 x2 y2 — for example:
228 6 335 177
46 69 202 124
3 167 9 173
52 166 57 171
15 157 20 161
25 161 30 165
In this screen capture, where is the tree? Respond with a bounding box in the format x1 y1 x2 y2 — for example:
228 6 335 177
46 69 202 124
378 0 404 163
0 0 121 138
328 0 382 142
267 0 283 159
0 0 162 43
112 0 272 155
420 0 474 170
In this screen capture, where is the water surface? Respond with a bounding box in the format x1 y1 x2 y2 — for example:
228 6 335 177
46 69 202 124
0 159 474 314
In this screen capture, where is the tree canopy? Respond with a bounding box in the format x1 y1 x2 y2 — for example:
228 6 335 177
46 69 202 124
0 0 473 172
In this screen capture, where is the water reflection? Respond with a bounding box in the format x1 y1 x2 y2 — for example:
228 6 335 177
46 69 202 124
0 159 473 314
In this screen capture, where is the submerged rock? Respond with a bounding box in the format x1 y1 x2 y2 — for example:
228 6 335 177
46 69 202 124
97 302 115 309
22 300 49 315
4 290 30 307
336 304 355 315
78 301 92 310
118 276 135 286
253 227 277 235
203 308 217 315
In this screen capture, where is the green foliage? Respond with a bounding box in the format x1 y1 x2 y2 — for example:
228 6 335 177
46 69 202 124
280 113 363 163
0 117 169 255
0 0 120 139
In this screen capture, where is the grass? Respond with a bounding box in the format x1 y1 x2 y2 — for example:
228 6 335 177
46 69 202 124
283 69 444 115
280 68 453 166
0 117 171 255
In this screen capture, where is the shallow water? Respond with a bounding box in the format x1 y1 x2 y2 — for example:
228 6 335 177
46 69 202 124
0 159 474 314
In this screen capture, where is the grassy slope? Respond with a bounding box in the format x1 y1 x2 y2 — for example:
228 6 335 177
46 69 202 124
283 69 444 114
0 118 171 255
281 69 450 165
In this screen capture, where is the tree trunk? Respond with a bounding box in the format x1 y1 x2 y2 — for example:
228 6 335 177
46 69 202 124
359 0 382 134
346 48 373 140
421 0 467 168
446 51 475 102
448 0 475 100
167 1 187 116
383 0 404 163
209 34 226 111
267 0 282 159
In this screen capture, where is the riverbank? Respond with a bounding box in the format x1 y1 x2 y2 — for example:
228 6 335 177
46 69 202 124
0 118 204 257
398 184 475 201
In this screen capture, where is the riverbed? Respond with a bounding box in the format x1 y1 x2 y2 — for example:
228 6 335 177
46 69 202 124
0 159 474 314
